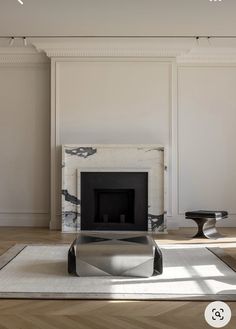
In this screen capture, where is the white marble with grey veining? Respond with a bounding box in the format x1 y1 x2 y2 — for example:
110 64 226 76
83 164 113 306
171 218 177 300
62 144 166 233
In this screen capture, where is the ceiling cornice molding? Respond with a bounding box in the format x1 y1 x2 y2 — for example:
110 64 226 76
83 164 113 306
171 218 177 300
36 47 187 58
1 40 236 64
31 39 236 64
178 47 236 64
0 47 49 64
31 38 190 58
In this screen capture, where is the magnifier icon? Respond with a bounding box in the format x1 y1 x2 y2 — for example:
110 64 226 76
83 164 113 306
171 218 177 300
205 301 231 327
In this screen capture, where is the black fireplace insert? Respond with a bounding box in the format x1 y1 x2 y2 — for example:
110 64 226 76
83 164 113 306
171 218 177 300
81 172 148 231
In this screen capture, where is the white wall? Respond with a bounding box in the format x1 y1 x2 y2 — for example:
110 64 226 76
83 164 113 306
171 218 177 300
0 61 50 226
177 65 236 226
58 60 171 145
1 42 236 228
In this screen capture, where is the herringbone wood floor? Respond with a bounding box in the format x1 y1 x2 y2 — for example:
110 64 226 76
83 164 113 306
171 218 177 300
0 227 235 329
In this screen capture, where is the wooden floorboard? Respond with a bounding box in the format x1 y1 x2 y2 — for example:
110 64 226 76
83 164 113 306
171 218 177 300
0 227 235 329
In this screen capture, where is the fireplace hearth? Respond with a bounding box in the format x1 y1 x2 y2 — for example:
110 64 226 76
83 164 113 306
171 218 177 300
81 172 148 231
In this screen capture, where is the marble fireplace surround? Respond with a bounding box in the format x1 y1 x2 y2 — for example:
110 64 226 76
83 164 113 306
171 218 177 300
62 144 166 233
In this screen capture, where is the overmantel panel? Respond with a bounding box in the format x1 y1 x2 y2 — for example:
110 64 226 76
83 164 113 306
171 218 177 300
50 54 173 230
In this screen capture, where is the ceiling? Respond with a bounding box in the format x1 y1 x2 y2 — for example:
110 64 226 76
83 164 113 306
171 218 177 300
0 0 235 37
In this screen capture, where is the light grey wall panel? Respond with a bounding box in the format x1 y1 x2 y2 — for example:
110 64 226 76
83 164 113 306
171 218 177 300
58 60 171 145
0 64 50 226
178 66 236 220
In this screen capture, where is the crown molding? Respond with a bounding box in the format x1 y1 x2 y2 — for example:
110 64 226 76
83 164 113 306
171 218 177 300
178 47 236 64
0 47 49 64
33 46 188 58
2 39 236 64
31 39 236 64
31 38 190 58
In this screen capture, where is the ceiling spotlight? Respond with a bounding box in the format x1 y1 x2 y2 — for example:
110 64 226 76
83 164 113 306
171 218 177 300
17 0 24 4
9 37 15 46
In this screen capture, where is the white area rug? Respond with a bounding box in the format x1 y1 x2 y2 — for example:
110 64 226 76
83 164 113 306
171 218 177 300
0 244 235 300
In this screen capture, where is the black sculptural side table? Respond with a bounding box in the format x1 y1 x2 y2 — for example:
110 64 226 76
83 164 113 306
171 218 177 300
185 210 228 239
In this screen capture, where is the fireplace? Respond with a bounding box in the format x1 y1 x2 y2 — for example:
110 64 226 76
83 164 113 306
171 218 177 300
81 172 148 230
62 144 166 233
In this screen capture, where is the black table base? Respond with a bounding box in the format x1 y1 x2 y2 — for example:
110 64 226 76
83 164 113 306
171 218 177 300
185 210 228 239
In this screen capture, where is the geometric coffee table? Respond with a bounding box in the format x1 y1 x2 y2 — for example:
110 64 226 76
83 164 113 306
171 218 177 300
68 233 163 277
185 210 228 239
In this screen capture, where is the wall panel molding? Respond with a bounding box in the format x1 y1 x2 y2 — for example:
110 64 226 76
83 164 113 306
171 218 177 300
0 55 50 228
177 65 236 226
49 58 175 230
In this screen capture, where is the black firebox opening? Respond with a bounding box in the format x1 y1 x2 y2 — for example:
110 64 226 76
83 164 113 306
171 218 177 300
94 189 135 224
81 172 148 231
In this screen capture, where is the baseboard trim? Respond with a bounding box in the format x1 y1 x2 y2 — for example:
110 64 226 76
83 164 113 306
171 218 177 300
0 214 234 229
0 213 50 227
166 217 180 230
